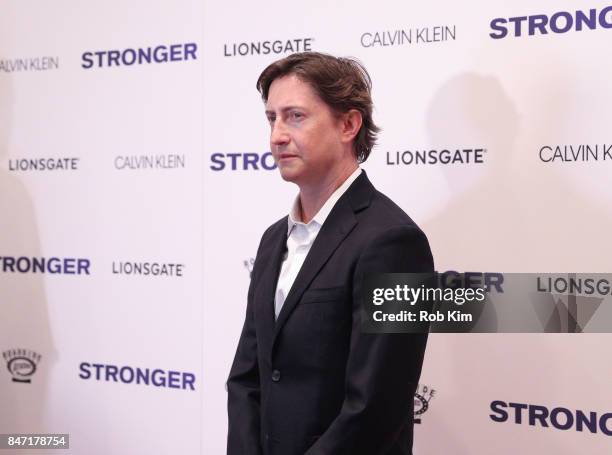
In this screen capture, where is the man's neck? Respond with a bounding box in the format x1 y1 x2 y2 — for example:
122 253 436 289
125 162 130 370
297 162 358 224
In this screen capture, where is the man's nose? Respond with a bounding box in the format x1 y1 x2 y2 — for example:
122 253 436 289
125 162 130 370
270 120 289 146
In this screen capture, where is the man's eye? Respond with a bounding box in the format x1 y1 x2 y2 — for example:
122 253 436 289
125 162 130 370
290 112 304 121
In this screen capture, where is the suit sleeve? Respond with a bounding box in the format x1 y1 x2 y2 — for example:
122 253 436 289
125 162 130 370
305 225 434 455
227 240 266 455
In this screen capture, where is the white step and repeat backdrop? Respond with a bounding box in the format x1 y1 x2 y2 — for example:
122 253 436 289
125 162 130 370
2 0 612 454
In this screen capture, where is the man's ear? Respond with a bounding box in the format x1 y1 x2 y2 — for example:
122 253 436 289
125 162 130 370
340 109 363 144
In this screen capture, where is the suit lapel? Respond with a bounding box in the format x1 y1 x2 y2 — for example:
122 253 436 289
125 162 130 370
272 198 357 344
256 219 287 359
271 172 375 349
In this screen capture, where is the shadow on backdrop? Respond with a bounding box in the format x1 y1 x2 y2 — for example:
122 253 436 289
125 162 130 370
417 73 603 454
0 73 55 433
423 72 612 272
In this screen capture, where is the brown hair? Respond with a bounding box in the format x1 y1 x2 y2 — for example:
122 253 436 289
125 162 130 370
256 52 380 163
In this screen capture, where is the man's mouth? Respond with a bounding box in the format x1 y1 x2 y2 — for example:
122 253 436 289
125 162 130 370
278 153 298 160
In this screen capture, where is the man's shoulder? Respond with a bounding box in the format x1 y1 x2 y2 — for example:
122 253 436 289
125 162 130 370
342 171 420 230
249 216 286 280
363 188 422 231
264 215 287 235
257 215 287 246
356 188 434 271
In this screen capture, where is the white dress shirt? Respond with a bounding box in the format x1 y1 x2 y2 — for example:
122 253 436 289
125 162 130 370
274 167 362 319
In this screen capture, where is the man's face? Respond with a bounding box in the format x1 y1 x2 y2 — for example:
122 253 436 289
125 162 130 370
265 74 345 186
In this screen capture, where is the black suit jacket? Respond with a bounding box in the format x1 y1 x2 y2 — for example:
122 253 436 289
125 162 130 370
227 172 434 455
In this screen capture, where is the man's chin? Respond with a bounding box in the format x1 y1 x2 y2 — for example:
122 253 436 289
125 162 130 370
277 166 302 183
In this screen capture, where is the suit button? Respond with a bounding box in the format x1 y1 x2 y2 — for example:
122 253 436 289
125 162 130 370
271 369 281 382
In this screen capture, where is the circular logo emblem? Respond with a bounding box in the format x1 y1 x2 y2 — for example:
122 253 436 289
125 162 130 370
7 356 37 382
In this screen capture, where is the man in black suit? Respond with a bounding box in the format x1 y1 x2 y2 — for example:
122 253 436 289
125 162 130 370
227 52 434 455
